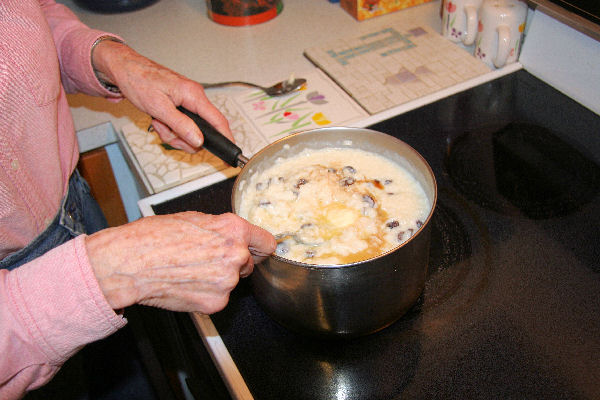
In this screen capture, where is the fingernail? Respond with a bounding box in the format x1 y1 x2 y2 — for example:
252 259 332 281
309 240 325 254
190 133 203 148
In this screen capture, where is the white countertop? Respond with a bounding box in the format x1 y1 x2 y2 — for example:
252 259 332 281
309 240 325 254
61 0 446 132
59 0 599 136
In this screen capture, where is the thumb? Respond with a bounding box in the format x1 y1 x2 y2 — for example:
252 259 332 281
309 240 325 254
247 224 277 262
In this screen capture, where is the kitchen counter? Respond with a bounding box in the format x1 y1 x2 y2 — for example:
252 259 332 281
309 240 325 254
59 0 600 136
60 0 439 131
59 0 456 132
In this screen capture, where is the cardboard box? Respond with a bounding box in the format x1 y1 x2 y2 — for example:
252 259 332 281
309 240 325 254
340 0 433 20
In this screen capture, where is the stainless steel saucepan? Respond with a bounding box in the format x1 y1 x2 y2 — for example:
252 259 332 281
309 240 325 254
181 108 437 337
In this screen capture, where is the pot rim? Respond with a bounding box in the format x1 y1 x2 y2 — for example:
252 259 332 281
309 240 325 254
232 126 438 269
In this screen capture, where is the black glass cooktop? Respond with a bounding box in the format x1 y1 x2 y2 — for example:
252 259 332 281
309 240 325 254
547 0 600 25
151 70 600 400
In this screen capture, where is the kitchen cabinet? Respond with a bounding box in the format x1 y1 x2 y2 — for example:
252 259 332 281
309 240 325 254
77 147 128 227
76 121 146 224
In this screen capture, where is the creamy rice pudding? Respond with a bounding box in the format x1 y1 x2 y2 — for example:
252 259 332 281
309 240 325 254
238 147 431 264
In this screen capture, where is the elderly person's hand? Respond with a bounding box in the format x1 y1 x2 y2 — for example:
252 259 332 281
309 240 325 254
91 39 229 153
85 212 276 314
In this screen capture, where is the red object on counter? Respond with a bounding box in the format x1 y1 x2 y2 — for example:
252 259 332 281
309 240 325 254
206 0 283 26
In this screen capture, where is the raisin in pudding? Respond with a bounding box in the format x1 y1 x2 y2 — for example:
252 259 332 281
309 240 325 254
238 148 431 264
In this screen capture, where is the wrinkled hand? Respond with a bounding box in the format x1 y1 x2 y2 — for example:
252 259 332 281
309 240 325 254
92 39 232 153
85 212 276 314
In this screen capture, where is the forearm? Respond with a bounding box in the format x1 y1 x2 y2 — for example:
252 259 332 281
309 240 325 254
0 236 126 397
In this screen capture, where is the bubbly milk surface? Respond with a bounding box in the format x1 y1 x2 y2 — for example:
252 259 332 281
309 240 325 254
238 148 431 264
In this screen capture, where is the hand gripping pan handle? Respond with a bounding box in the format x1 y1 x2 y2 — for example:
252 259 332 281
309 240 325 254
177 106 249 168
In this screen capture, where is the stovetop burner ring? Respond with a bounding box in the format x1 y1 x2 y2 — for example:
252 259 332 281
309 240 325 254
444 122 600 219
398 188 492 329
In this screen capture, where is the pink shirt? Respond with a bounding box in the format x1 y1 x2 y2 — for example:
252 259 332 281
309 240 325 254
1 1 127 398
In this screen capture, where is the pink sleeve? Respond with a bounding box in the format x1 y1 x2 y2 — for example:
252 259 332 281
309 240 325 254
0 235 127 399
38 0 124 97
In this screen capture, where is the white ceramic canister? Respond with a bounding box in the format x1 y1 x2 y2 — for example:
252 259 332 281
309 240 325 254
474 0 528 69
441 0 484 46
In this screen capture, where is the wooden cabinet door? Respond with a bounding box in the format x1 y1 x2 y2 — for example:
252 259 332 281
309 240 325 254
77 147 128 227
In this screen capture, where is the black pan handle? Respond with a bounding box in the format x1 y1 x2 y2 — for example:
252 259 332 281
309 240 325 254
177 106 244 168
